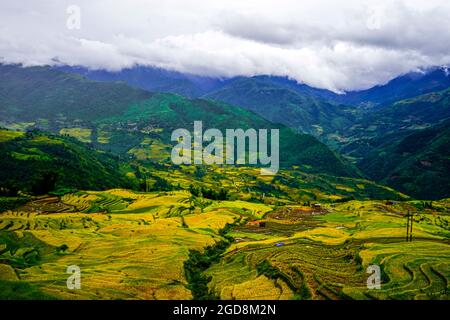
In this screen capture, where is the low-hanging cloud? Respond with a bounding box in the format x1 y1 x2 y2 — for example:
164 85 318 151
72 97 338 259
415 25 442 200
1 0 450 92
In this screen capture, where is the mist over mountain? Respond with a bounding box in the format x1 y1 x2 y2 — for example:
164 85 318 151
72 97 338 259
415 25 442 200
2 1 450 303
57 65 227 98
331 67 450 108
59 64 450 107
4 1 450 93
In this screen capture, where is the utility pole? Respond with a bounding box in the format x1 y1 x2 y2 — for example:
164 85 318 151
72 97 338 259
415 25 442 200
405 212 413 242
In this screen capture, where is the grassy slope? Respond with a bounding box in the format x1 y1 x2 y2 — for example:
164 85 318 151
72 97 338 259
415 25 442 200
141 165 407 204
0 64 359 178
204 77 356 137
0 64 152 122
0 127 402 202
207 200 450 300
0 129 135 194
336 88 450 199
358 121 450 200
98 93 360 177
356 87 450 137
0 191 448 300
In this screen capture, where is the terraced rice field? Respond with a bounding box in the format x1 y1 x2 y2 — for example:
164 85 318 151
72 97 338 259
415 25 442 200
353 241 450 299
0 190 243 299
206 200 450 300
59 128 92 143
0 191 449 300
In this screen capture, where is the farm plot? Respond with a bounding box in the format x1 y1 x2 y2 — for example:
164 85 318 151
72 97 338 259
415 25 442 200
350 241 450 300
1 192 449 300
207 239 365 300
0 191 239 299
208 199 450 300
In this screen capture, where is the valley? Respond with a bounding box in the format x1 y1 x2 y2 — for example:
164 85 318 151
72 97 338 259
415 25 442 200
56 65 450 200
0 189 448 300
1 64 450 300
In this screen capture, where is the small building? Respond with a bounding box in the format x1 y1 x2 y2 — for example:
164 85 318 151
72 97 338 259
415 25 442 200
246 221 266 228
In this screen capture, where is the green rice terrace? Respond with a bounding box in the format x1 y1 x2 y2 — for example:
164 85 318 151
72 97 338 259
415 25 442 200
0 189 449 300
0 65 449 301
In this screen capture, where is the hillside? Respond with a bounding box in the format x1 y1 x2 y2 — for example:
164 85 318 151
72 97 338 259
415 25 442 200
331 67 450 107
58 66 357 138
204 77 356 137
0 129 135 195
0 64 152 122
331 88 450 199
355 120 450 200
0 127 404 205
354 87 450 138
6 64 449 199
59 65 450 110
0 64 359 178
57 65 226 98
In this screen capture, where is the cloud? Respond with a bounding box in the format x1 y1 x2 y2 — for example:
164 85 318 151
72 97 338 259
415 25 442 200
1 0 450 92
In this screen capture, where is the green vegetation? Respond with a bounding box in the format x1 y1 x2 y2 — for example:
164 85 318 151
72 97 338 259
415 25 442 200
0 197 29 212
184 240 231 300
0 129 136 195
340 117 450 200
205 77 357 137
0 64 152 122
205 200 450 300
359 120 450 200
0 187 448 300
0 280 56 300
0 64 359 178
0 64 449 301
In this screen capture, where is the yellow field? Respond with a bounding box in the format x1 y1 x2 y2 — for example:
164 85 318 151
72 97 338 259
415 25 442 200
1 192 449 300
0 129 24 143
0 190 243 299
59 128 92 143
206 199 450 300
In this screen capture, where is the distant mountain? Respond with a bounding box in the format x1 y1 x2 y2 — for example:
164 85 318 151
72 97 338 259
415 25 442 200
56 65 450 143
59 67 358 138
357 120 450 200
59 65 450 108
4 63 449 199
342 86 450 144
332 67 450 108
242 75 341 101
337 88 450 199
57 65 226 98
203 77 357 137
0 64 359 178
0 64 152 122
232 68 450 109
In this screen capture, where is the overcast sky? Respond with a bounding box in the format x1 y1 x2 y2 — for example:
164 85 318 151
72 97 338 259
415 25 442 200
1 0 450 92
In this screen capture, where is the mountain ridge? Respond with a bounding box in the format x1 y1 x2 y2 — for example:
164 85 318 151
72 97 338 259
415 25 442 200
0 64 359 178
57 64 450 108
